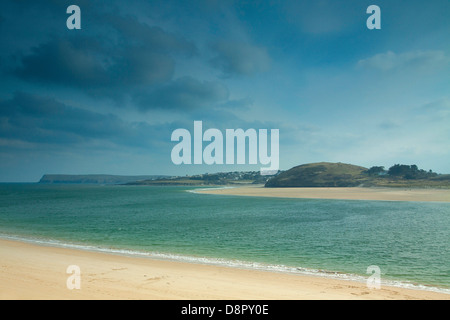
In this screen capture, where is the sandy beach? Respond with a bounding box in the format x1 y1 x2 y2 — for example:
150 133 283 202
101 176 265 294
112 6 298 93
0 239 448 300
196 186 450 202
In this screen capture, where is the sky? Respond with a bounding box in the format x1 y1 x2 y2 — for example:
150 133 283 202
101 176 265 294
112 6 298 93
0 0 449 182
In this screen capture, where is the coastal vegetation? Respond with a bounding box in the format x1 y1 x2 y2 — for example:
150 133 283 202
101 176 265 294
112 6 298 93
265 162 450 188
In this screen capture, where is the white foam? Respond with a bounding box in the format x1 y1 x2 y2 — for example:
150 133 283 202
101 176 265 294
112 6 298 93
187 186 237 193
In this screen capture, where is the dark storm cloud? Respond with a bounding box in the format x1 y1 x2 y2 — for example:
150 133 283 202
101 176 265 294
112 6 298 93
14 35 177 91
0 92 172 148
14 37 111 88
134 77 229 111
11 12 197 104
2 1 245 113
106 14 197 56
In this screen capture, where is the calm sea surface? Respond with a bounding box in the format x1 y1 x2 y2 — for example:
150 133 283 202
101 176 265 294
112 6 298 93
0 184 448 292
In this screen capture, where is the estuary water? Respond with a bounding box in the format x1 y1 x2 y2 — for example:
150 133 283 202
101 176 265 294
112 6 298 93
0 184 448 293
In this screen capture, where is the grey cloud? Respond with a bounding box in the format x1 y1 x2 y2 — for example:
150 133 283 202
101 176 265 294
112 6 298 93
109 48 175 86
210 41 271 76
106 14 197 56
14 36 175 89
0 92 173 148
378 121 400 130
417 98 450 120
357 50 449 71
14 38 111 88
219 97 253 110
283 0 361 35
135 77 229 111
12 13 197 101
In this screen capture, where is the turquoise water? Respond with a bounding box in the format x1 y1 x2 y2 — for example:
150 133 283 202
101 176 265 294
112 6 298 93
0 184 449 293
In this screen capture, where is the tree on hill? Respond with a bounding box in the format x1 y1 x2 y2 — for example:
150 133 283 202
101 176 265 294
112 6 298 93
387 164 437 179
365 166 386 176
388 164 413 177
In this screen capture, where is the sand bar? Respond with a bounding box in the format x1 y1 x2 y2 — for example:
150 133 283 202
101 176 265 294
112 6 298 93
0 239 448 300
196 186 450 202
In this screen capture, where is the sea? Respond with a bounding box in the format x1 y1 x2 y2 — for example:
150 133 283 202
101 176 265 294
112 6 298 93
0 184 448 294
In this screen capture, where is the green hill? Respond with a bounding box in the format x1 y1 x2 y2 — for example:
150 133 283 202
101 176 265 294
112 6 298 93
265 162 368 187
265 162 450 188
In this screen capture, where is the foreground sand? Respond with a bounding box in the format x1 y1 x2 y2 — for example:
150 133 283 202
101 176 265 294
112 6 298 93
196 186 450 202
0 239 448 300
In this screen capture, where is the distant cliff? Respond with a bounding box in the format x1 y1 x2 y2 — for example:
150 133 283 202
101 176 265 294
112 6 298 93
39 174 169 185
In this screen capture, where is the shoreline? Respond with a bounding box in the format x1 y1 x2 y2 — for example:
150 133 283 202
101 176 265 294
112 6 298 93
194 186 450 202
1 238 448 300
4 233 448 295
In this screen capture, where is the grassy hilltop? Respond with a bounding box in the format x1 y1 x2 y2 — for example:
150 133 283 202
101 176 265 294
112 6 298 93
265 162 367 187
265 162 450 188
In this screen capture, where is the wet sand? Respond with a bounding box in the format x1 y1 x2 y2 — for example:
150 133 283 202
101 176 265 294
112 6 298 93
195 186 450 202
